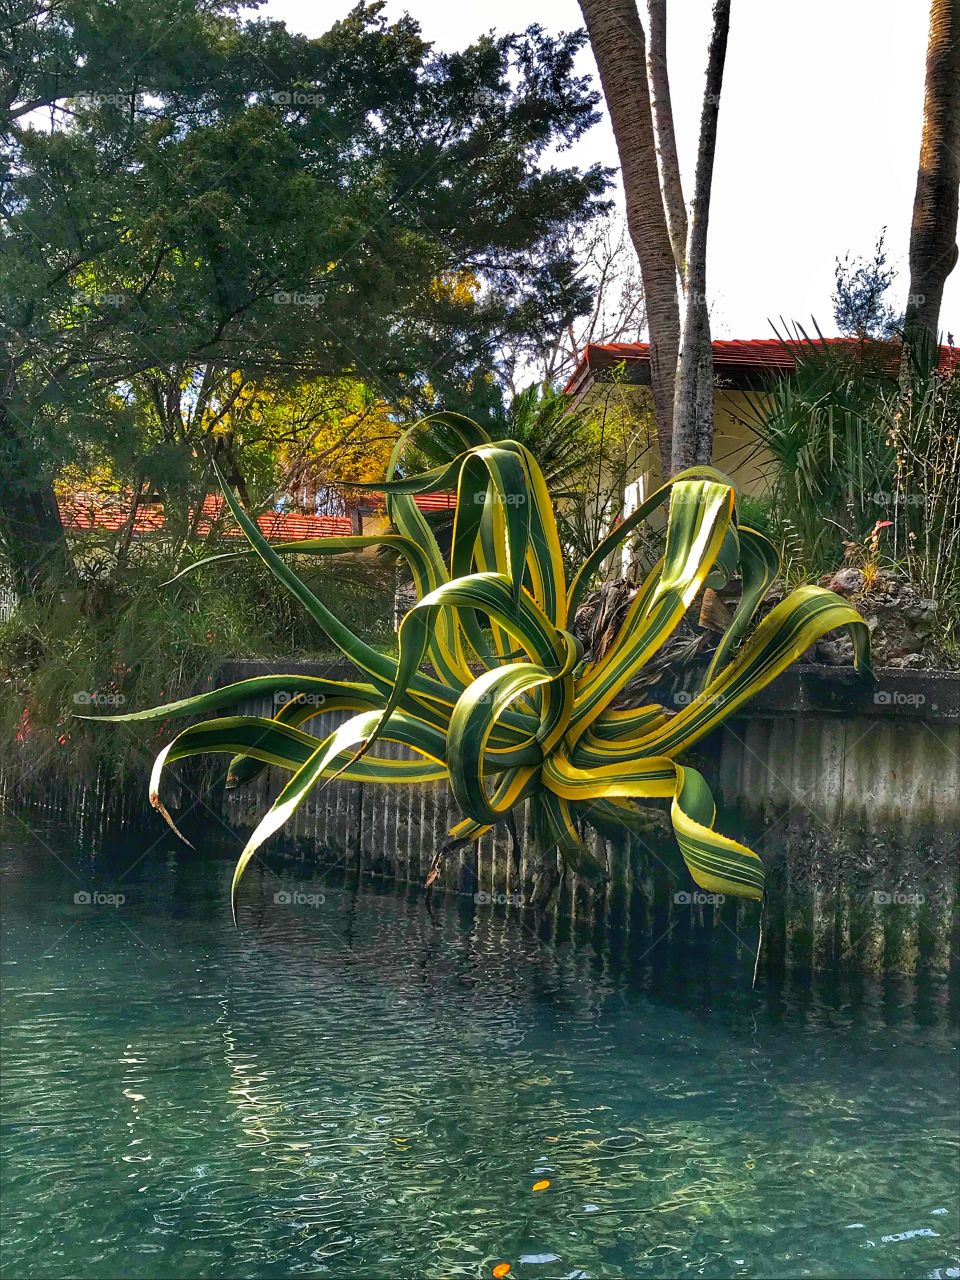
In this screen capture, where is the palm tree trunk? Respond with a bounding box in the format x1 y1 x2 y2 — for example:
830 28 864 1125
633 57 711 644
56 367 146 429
903 0 960 370
672 0 730 471
646 0 688 276
578 0 680 477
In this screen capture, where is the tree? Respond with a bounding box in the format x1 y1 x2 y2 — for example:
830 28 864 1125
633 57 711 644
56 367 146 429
494 213 646 392
0 0 609 598
832 230 903 341
53 369 401 575
578 0 731 474
646 0 686 276
577 0 679 475
671 0 730 471
903 0 960 367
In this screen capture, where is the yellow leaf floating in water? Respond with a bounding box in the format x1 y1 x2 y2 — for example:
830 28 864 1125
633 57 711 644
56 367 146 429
492 1264 511 1278
532 1180 551 1192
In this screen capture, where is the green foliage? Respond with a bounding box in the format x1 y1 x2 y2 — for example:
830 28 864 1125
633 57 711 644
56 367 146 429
95 416 870 921
883 372 960 641
832 230 903 341
404 378 656 582
557 374 658 579
1 0 610 595
401 382 608 571
0 540 396 784
403 382 599 492
2 559 245 783
733 492 775 538
741 336 899 574
742 334 960 642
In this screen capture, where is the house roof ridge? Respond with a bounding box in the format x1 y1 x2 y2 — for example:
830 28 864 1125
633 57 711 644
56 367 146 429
566 335 958 394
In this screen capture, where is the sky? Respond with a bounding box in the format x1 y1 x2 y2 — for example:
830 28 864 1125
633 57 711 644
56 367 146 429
257 0 958 342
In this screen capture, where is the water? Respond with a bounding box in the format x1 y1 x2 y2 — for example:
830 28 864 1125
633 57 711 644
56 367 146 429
1 812 958 1280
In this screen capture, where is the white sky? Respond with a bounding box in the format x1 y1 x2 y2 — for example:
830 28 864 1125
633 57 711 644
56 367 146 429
259 0 958 341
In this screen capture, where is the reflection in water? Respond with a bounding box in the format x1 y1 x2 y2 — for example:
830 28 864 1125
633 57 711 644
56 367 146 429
1 814 958 1280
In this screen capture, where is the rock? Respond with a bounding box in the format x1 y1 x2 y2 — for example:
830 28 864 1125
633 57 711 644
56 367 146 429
813 570 941 667
813 635 854 665
885 651 925 669
827 567 866 595
577 569 950 677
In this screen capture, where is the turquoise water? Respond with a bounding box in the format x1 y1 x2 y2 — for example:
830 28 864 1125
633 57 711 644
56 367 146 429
1 813 958 1280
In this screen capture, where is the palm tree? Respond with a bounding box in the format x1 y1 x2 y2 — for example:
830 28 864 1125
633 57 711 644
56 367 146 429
406 384 601 500
646 0 687 276
672 0 731 471
903 0 960 368
577 0 680 477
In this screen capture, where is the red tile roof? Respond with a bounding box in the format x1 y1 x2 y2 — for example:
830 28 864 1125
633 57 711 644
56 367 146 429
59 494 354 540
357 491 457 512
59 488 458 540
409 491 457 512
565 336 960 397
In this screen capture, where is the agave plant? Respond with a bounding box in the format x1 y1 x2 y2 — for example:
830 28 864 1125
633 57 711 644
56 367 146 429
90 414 870 921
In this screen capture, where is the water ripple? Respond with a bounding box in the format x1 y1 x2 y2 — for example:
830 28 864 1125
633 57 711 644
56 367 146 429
1 819 958 1280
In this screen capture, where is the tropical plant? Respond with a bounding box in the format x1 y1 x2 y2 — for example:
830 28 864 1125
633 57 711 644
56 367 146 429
1 541 397 787
669 0 730 473
556 375 658 579
738 335 899 575
740 334 960 645
406 380 658 583
405 383 601 508
577 0 731 473
86 415 870 922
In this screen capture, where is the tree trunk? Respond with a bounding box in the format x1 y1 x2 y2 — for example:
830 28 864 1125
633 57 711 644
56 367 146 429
646 0 688 277
114 476 145 570
578 0 680 476
0 391 74 601
903 0 960 371
672 0 730 471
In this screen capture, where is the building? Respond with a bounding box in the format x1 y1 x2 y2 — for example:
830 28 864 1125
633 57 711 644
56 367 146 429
565 336 960 500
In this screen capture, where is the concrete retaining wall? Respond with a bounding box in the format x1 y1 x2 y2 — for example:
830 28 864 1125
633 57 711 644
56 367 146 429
711 667 959 977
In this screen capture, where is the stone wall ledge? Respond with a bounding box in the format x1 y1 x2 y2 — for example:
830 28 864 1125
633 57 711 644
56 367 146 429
221 659 959 724
718 663 959 723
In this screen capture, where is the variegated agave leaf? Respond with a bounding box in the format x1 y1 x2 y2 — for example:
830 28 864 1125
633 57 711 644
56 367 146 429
83 418 870 921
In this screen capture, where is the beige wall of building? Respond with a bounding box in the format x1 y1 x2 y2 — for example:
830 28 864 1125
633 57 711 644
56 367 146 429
592 383 774 505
